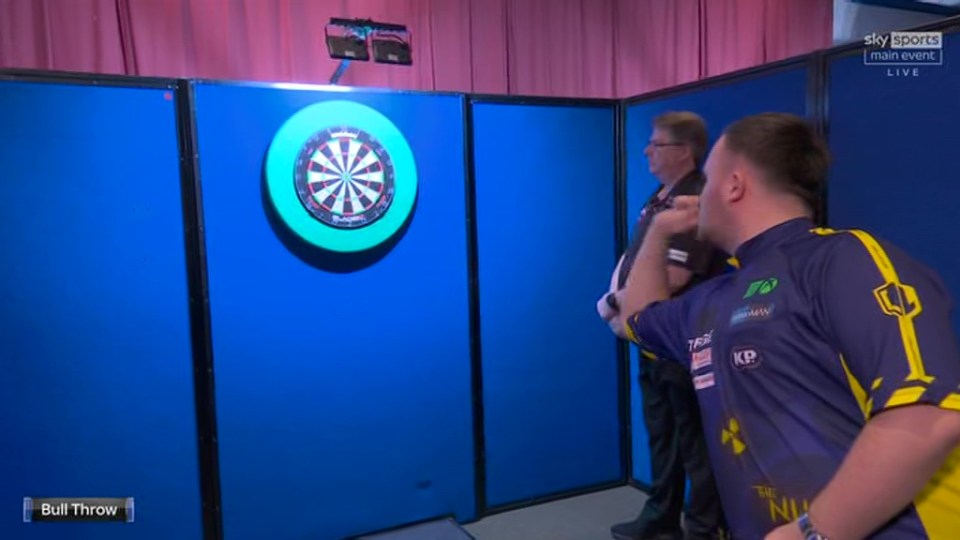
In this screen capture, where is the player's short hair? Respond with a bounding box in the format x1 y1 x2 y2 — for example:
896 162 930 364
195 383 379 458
653 111 709 166
722 113 829 213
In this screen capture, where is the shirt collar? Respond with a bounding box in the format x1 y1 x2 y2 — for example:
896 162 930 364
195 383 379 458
646 170 703 214
733 217 815 267
669 169 703 194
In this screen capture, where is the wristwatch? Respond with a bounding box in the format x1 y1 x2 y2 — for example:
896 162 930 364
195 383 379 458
798 513 830 540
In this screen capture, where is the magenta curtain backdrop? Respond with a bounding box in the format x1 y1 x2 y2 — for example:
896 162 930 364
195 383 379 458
0 0 832 98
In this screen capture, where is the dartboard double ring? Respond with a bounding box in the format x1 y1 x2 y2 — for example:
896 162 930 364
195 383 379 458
265 101 417 253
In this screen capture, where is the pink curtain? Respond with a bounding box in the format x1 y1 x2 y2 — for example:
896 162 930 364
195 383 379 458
613 0 704 97
764 0 834 63
0 0 832 98
0 0 126 74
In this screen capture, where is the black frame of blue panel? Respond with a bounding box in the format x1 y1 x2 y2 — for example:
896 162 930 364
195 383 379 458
0 69 224 540
462 93 624 522
817 15 960 226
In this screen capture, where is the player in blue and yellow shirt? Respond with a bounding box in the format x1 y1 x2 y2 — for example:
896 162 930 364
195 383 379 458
609 113 960 540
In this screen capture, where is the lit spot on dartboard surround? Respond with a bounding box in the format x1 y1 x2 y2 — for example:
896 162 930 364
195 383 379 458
294 127 396 230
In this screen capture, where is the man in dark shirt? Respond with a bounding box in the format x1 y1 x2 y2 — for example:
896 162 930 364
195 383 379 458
598 112 728 540
613 112 960 539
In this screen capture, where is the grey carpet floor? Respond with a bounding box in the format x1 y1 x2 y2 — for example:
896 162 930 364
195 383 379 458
461 486 648 540
358 517 474 539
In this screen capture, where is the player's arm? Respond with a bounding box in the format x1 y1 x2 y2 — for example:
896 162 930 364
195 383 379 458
601 242 689 328
614 197 700 325
789 235 960 540
608 207 694 359
602 193 711 323
614 217 672 335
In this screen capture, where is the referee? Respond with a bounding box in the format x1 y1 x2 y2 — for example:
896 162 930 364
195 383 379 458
598 111 727 540
613 112 960 539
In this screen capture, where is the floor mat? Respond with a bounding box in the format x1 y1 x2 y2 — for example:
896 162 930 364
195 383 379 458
357 517 474 540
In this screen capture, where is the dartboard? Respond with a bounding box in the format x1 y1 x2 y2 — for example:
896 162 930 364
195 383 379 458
265 100 418 254
294 128 395 229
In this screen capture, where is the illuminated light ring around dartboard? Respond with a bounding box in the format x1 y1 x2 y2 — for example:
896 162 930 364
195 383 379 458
265 100 417 253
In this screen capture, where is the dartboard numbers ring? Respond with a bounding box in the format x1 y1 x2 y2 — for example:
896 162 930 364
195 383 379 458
266 101 417 253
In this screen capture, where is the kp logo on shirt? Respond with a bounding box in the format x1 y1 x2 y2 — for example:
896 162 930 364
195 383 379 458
731 347 762 370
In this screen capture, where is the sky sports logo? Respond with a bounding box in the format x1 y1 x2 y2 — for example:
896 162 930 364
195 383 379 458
863 31 943 76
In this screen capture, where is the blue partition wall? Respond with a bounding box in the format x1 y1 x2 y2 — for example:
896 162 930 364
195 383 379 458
192 84 475 539
17 26 960 537
472 102 621 507
0 80 202 539
826 33 960 332
623 65 810 485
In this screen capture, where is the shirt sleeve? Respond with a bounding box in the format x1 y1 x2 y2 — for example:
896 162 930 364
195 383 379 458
667 232 723 276
820 232 960 418
625 296 692 367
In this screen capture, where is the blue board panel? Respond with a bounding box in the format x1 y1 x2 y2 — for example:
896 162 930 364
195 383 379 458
473 103 620 507
827 33 960 332
624 65 809 485
0 81 201 539
193 84 474 539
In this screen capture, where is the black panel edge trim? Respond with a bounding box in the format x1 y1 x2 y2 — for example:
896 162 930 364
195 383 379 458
463 96 488 520
469 94 618 107
174 81 224 540
0 68 177 88
806 53 829 227
613 102 632 483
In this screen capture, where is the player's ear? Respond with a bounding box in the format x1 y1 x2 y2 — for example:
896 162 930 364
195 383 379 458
728 169 746 203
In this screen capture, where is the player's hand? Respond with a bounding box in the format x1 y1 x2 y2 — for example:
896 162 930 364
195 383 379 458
651 195 699 236
596 293 618 322
763 522 802 540
609 317 627 339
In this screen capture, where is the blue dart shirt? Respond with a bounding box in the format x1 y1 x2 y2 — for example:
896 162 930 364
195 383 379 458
624 217 960 540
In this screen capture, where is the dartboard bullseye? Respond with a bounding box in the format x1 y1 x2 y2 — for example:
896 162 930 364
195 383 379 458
294 128 395 229
265 100 418 254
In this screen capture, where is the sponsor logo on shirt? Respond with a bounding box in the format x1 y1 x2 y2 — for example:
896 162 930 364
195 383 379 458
691 348 712 370
874 281 921 318
743 278 779 298
693 372 715 390
751 486 812 527
732 347 762 370
729 304 775 326
688 330 714 352
721 418 746 455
